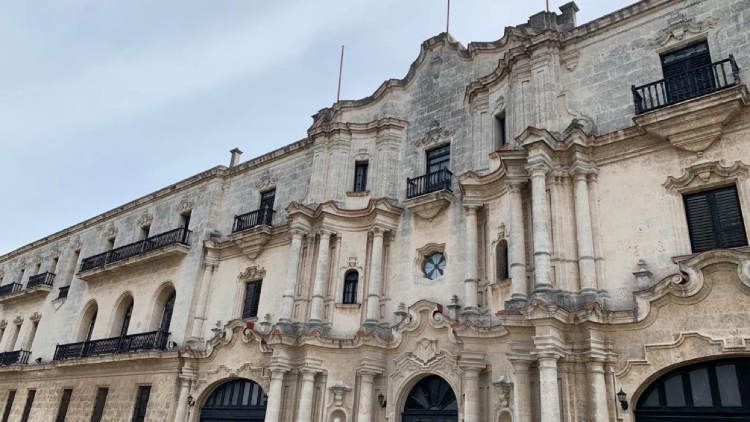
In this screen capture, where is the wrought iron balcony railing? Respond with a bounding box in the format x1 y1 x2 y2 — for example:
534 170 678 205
57 286 70 300
80 228 191 272
53 330 170 361
406 169 453 199
0 350 30 366
632 56 740 115
232 209 275 233
0 283 23 297
26 272 55 290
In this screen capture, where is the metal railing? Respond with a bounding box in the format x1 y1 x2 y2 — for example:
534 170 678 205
0 350 30 366
232 209 275 233
632 56 740 115
26 272 55 290
0 283 23 297
53 330 170 361
57 286 70 300
80 228 191 272
406 169 453 199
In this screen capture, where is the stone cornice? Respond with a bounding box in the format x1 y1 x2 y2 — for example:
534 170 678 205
308 117 407 139
285 198 403 232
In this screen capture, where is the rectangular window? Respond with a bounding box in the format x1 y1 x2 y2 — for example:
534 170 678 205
131 386 151 422
179 212 191 230
51 257 59 274
91 388 108 422
106 238 115 251
1 391 15 422
684 185 748 253
260 189 276 211
495 114 506 148
353 162 369 192
20 390 35 422
661 41 714 104
242 281 263 319
426 145 450 174
55 389 73 422
139 225 151 241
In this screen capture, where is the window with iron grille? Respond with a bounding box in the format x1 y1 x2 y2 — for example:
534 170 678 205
1 391 15 422
426 145 450 174
91 388 109 422
684 185 748 253
242 281 263 319
353 162 369 192
55 389 73 422
20 390 35 422
342 271 358 304
131 386 151 422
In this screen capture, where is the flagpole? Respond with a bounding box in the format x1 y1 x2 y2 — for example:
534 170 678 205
546 0 550 12
446 0 450 34
336 45 345 103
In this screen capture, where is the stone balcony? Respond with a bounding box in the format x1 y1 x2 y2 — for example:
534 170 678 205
0 272 54 303
403 169 454 220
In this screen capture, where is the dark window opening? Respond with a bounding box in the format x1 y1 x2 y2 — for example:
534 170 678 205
131 386 151 422
139 225 151 241
242 281 263 319
106 238 115 251
179 212 191 230
55 389 73 422
426 145 450 175
51 257 59 274
353 162 369 192
91 388 109 422
661 41 714 104
86 311 97 342
20 390 35 422
1 390 15 422
684 185 747 253
496 240 509 281
260 189 276 211
343 271 358 304
120 302 134 336
159 293 176 333
495 114 507 149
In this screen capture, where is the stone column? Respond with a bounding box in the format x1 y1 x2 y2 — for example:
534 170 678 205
527 163 553 290
364 228 386 327
511 359 532 422
280 229 305 323
190 257 217 340
508 182 528 301
586 360 610 422
463 369 481 422
173 376 192 422
538 355 561 422
573 171 596 292
357 372 376 422
587 172 606 290
296 370 317 422
309 230 333 324
265 368 288 422
463 205 480 313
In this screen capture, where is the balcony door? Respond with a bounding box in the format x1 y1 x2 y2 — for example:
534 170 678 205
661 41 715 104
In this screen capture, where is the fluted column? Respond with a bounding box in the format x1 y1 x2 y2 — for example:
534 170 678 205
511 359 532 422
508 182 528 301
190 257 218 340
573 171 596 292
296 370 317 422
310 230 333 324
281 229 305 323
463 205 480 312
588 172 606 291
173 376 192 422
357 372 376 422
463 369 481 422
364 228 386 327
586 360 610 422
538 355 561 422
527 164 553 290
265 368 288 422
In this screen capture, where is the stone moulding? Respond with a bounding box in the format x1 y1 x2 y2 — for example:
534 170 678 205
403 191 454 220
663 160 748 193
647 12 718 50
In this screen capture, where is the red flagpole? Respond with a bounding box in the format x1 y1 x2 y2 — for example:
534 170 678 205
446 0 450 34
336 45 344 103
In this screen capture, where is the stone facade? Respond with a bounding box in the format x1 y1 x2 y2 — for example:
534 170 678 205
1 0 750 421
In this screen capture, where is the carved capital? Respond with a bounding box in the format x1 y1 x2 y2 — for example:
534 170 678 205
12 316 23 326
29 312 42 323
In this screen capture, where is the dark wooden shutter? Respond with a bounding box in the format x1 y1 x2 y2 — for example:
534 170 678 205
55 389 73 422
684 192 718 252
714 187 748 248
20 390 35 422
684 186 747 253
91 388 108 422
661 41 714 103
242 281 263 319
131 386 151 422
354 163 369 192
1 391 15 422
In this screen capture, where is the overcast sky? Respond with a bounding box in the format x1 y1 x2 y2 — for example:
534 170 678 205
0 0 636 255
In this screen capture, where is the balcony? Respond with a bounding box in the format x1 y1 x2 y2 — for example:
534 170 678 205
632 56 740 115
27 272 55 290
78 228 191 280
403 169 454 220
0 350 30 366
232 209 275 233
0 275 53 303
0 283 23 297
53 330 169 361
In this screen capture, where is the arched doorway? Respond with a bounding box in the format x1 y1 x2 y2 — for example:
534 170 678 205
402 375 458 422
636 357 750 421
200 379 267 422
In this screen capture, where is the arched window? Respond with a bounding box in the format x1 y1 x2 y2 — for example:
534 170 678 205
86 311 97 341
200 379 267 422
496 240 509 281
159 293 176 333
636 358 750 421
111 296 134 337
76 302 98 342
403 375 458 422
343 271 358 304
120 302 133 336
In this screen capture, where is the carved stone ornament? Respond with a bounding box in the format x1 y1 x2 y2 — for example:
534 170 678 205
356 148 370 162
137 213 153 228
413 338 440 365
255 170 276 191
329 383 351 407
71 236 83 252
13 316 23 326
649 12 718 49
419 121 454 147
0 320 6 330
177 196 194 213
29 312 42 323
492 376 514 409
238 265 266 282
50 246 61 259
104 225 118 240
663 160 748 193
347 256 358 267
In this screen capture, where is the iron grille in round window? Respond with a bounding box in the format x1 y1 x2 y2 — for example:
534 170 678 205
423 253 446 280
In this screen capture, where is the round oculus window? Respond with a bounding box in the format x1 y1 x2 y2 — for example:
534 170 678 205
423 252 446 280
